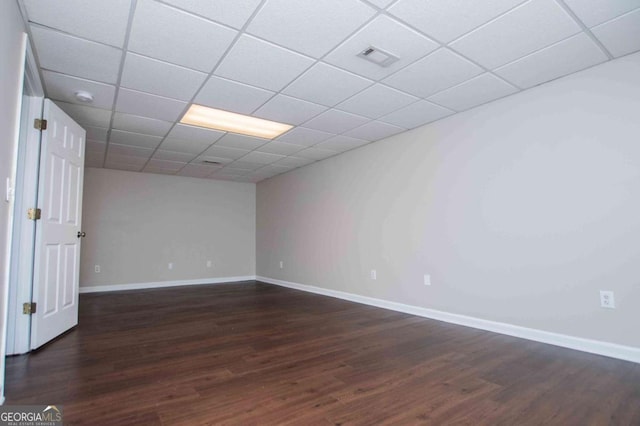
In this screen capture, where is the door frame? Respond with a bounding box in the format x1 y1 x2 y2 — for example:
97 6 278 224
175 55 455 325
5 34 44 356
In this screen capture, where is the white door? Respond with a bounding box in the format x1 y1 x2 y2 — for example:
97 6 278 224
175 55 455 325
30 99 86 349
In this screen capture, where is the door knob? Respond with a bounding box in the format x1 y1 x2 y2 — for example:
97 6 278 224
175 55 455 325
77 231 86 238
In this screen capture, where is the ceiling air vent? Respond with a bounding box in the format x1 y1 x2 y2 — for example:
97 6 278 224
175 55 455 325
357 46 399 67
201 160 222 166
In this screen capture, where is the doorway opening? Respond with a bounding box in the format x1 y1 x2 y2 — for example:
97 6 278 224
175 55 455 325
3 31 87 404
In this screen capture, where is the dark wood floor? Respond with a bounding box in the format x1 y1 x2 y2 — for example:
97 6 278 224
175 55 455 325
5 281 640 425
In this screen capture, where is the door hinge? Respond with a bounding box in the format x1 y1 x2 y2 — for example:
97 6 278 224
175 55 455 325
23 302 36 315
34 118 47 130
27 207 42 220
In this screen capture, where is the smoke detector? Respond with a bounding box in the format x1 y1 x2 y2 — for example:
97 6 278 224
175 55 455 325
74 91 94 103
357 46 399 67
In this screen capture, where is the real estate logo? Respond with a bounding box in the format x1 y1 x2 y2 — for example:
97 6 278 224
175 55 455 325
0 405 63 426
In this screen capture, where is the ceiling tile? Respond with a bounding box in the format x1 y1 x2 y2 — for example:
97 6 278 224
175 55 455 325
189 160 223 170
344 120 405 141
252 164 293 176
105 154 149 166
383 48 483 98
159 137 213 154
450 0 581 69
563 0 640 27
380 100 453 129
336 84 418 119
30 26 122 84
202 145 250 160
224 161 265 171
276 127 334 146
254 95 327 125
246 0 375 57
283 62 373 107
194 155 234 165
120 53 207 101
195 76 274 114
55 101 112 128
316 135 369 152
215 35 314 91
86 140 106 154
213 165 250 178
367 0 396 8
43 71 116 109
221 166 257 175
265 163 298 173
209 175 243 181
145 158 186 171
104 162 144 172
428 73 519 111
274 156 316 168
145 168 179 175
161 0 262 29
495 33 608 88
246 172 277 182
388 0 526 43
324 15 439 80
238 151 285 164
128 0 237 72
112 113 173 137
85 126 109 141
296 147 340 161
167 123 225 144
303 109 369 134
116 88 187 122
177 163 218 178
109 129 163 149
255 141 306 156
187 161 218 171
108 143 154 158
153 150 198 162
212 168 249 176
246 169 289 180
215 133 269 150
24 0 131 47
591 9 640 57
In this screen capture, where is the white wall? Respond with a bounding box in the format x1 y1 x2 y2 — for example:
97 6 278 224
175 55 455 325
257 53 640 349
80 168 255 289
0 0 26 402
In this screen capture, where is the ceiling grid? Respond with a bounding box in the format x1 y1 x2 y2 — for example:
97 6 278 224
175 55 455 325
19 0 640 182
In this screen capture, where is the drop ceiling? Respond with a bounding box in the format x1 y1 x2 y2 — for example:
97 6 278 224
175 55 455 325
19 0 640 182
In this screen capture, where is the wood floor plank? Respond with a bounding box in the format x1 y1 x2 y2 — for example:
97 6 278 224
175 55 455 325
4 281 639 425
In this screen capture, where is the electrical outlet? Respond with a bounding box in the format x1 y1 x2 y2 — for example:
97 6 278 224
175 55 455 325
279 261 284 269
168 262 173 270
600 290 615 309
206 260 212 268
424 274 431 286
371 269 377 280
94 265 100 273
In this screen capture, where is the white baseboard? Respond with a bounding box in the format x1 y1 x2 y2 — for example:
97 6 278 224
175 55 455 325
79 275 257 293
256 275 640 364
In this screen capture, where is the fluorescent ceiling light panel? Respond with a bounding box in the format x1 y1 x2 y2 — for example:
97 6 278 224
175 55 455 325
180 104 293 139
